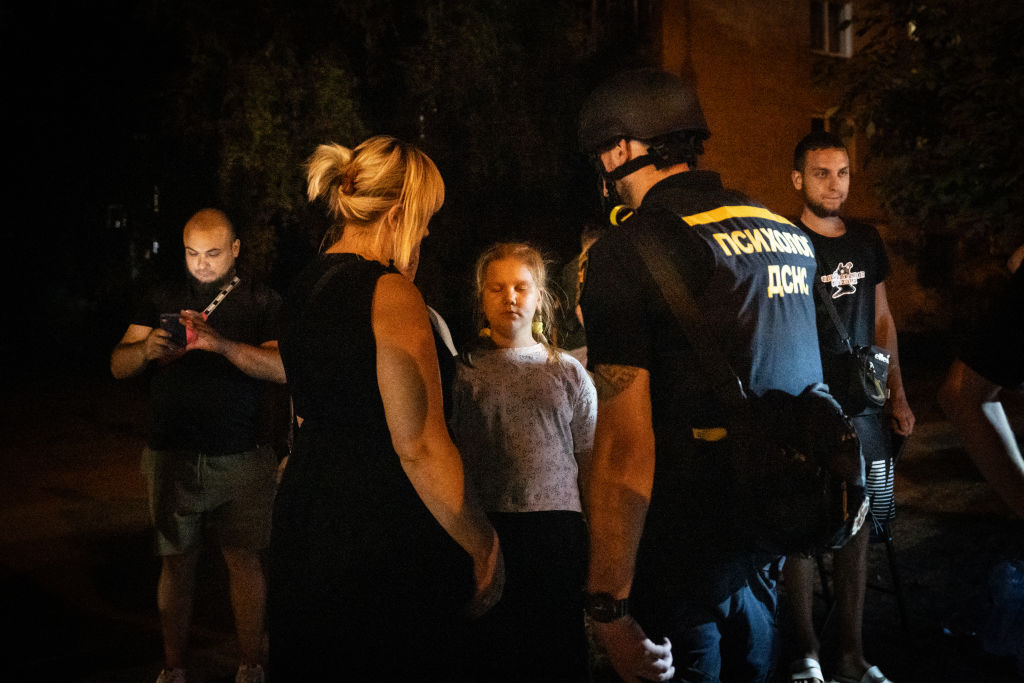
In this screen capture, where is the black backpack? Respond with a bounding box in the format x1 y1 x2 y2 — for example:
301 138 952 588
729 383 869 554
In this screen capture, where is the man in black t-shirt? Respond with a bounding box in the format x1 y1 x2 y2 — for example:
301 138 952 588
783 132 915 683
111 208 285 683
577 69 824 683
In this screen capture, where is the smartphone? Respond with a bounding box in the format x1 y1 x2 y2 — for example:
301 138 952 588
159 313 187 347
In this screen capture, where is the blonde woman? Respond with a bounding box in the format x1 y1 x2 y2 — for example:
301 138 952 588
268 136 503 680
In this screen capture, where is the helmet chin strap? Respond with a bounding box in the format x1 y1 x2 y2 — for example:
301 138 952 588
599 153 656 220
602 153 656 182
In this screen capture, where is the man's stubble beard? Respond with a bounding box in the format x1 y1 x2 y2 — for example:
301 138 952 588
803 190 844 219
186 264 237 297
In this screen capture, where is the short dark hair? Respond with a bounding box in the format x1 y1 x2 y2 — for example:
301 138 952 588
793 131 847 172
646 130 706 169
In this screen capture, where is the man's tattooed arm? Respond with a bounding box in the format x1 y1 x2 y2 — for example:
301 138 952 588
593 364 641 401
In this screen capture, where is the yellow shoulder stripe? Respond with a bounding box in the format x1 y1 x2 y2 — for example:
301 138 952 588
682 205 794 228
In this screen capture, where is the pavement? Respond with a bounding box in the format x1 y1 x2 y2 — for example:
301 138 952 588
1 332 1022 682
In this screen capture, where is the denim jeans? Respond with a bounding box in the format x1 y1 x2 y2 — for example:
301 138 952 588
634 562 780 682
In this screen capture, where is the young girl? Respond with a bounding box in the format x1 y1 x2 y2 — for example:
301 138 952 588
451 242 597 682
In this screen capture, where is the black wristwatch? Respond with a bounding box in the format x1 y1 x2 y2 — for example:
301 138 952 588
584 592 630 622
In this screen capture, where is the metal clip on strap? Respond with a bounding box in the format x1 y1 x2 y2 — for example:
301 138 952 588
202 275 241 319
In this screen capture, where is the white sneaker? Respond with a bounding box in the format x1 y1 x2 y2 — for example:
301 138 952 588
156 669 186 683
236 663 265 683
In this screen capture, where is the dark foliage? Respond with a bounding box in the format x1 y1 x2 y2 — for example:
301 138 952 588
820 0 1024 264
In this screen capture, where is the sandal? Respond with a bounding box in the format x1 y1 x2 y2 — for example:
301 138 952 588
831 665 892 683
790 658 825 683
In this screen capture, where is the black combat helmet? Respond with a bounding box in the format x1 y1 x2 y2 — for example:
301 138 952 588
578 67 710 155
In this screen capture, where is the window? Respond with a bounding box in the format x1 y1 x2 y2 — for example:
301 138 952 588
810 1 852 57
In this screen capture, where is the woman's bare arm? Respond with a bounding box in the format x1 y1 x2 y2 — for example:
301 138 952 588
373 273 503 616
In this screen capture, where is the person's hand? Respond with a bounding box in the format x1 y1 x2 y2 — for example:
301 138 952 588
888 392 916 436
465 531 504 619
591 615 674 682
180 309 225 353
144 327 185 363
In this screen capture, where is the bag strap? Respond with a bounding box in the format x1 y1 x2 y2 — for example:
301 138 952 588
202 275 241 319
625 226 748 410
810 249 856 354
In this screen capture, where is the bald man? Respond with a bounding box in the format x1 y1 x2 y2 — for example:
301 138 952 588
111 208 284 683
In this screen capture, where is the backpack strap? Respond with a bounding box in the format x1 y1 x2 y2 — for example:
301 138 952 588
624 224 748 410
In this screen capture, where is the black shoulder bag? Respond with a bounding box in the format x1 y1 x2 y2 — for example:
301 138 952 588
813 274 890 416
627 227 869 555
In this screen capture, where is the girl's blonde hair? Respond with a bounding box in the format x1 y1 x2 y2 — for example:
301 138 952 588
470 242 559 361
306 135 444 270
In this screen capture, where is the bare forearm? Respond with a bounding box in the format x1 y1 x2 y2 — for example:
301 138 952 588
111 341 148 379
944 399 1024 518
220 341 286 383
585 365 655 597
939 362 1024 518
585 467 650 598
874 284 908 401
399 442 497 561
874 313 905 398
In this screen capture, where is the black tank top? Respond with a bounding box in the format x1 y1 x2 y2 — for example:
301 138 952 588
269 253 473 679
274 253 470 590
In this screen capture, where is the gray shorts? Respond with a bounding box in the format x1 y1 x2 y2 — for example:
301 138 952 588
141 445 277 555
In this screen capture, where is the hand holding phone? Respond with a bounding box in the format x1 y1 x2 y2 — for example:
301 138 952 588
159 313 187 347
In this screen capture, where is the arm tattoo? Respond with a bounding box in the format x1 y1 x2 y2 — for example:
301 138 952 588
593 364 640 401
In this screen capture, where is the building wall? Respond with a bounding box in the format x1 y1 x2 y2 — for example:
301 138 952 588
654 1 952 331
658 0 884 223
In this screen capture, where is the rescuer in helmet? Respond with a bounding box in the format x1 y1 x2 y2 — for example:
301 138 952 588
578 68 825 682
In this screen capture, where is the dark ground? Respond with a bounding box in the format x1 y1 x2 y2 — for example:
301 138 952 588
1 332 1022 682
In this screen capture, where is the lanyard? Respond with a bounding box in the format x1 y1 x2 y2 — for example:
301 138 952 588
201 275 241 319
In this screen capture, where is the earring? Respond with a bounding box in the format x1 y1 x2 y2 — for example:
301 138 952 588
479 327 492 338
532 320 544 336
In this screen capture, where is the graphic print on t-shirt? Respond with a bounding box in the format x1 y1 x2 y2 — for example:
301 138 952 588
821 261 866 299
